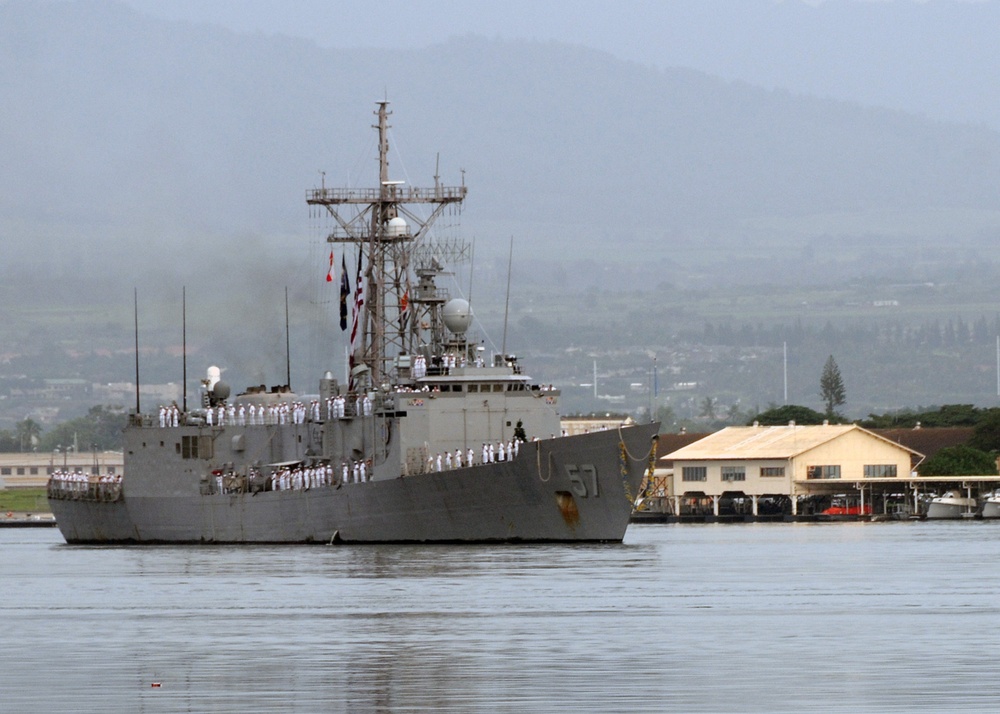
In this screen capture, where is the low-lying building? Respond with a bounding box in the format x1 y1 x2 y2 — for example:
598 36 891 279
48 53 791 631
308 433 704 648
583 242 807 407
0 451 124 489
655 423 924 517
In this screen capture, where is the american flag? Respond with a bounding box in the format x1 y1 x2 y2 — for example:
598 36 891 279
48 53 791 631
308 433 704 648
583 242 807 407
349 250 365 357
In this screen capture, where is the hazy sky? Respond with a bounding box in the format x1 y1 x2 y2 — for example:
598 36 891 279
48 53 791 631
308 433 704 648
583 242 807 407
119 0 999 127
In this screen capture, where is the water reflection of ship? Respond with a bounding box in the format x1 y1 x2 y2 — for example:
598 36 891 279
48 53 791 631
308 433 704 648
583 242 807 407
48 101 659 543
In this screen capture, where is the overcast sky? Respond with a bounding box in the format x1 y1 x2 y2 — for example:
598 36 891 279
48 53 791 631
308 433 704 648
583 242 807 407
117 0 999 127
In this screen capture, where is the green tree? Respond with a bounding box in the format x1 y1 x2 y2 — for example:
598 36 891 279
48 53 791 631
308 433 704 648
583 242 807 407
748 404 829 426
14 418 42 452
0 429 18 452
860 404 984 429
819 355 846 418
969 408 1000 452
653 405 677 432
920 445 998 476
699 397 716 420
37 405 126 452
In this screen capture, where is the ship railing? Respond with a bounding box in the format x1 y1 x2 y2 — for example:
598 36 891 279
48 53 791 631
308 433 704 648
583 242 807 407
129 413 156 428
47 476 123 503
306 185 467 204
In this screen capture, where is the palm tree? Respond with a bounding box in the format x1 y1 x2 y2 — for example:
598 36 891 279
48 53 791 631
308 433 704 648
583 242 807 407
15 418 42 452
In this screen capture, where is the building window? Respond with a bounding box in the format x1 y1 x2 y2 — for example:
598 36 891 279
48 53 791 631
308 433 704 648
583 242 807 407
468 384 479 393
864 464 897 478
682 466 707 482
807 465 841 480
29 467 39 475
1 467 10 475
760 466 785 477
16 468 24 475
721 466 745 482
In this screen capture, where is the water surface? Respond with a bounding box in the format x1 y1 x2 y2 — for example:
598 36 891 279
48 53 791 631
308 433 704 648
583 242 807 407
4 522 1000 712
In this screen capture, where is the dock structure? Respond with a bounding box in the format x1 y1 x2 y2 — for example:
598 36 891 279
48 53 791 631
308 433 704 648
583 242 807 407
635 424 999 522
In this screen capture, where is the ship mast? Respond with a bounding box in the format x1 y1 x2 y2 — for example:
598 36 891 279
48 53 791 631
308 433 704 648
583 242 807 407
306 101 467 385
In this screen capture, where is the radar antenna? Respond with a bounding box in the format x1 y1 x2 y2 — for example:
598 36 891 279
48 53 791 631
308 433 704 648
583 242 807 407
306 102 468 385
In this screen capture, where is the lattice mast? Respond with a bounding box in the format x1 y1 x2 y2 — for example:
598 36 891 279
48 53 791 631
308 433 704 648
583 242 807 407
306 101 467 385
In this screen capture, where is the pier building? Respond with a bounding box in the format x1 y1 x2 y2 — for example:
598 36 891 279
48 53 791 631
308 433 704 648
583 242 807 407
655 423 921 518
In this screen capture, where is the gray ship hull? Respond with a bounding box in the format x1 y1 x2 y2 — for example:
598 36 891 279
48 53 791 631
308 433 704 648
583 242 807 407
50 425 658 544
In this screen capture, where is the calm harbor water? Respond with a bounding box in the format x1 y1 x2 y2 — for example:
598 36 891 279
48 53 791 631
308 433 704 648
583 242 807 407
4 522 1000 713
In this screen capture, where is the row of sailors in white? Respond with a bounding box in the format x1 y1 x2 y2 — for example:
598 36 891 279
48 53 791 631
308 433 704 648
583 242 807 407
411 353 469 379
202 401 320 427
49 470 121 492
266 460 373 491
426 439 521 472
325 394 372 418
159 405 180 427
411 354 428 378
269 464 332 491
160 397 371 428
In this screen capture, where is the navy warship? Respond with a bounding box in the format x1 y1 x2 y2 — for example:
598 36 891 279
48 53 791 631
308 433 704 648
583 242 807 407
48 102 659 543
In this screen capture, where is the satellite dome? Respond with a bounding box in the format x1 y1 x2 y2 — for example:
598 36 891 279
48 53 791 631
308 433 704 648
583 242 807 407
442 299 473 335
206 365 221 389
212 381 231 401
386 216 408 238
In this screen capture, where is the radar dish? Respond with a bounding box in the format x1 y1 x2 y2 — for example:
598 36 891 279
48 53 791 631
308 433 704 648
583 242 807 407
386 216 409 237
442 299 473 334
213 381 231 401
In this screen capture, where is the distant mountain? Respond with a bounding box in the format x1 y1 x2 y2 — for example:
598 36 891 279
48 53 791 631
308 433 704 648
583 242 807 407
2 0 1000 293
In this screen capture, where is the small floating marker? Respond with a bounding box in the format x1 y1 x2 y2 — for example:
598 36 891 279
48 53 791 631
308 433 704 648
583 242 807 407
151 682 162 688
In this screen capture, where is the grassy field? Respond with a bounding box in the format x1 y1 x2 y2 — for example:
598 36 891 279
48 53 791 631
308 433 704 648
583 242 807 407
0 488 50 513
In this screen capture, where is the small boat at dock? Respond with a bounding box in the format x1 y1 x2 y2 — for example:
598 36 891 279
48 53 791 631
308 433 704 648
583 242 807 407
926 490 978 519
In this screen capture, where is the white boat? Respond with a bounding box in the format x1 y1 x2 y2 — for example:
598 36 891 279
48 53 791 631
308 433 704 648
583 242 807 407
981 491 1000 519
926 490 978 519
